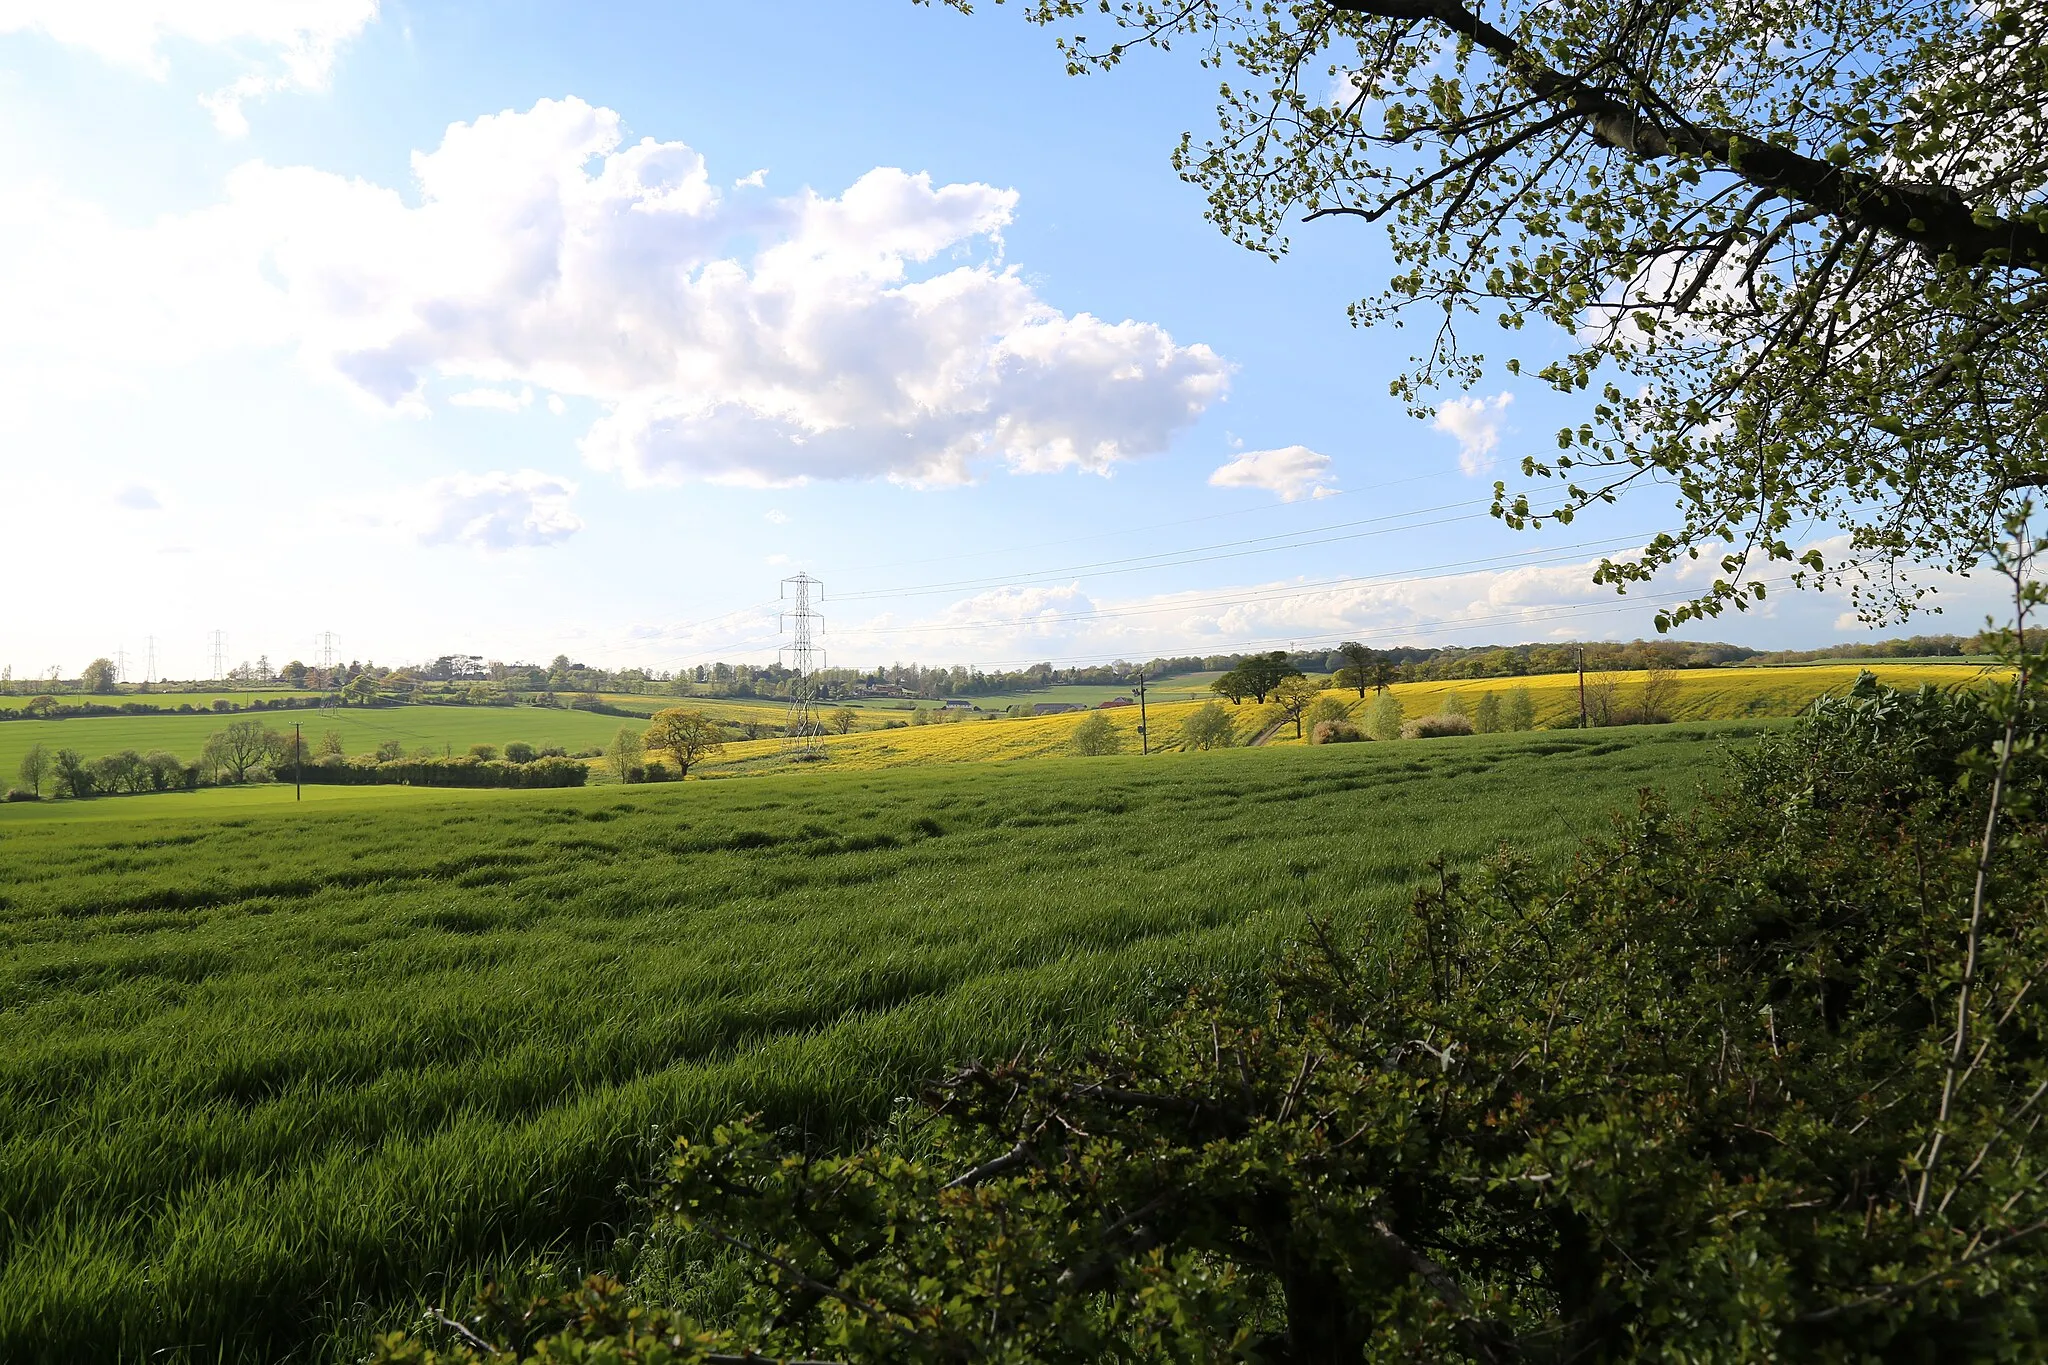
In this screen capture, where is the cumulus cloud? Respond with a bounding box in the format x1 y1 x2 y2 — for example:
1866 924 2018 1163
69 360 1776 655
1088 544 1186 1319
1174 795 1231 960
112 482 164 510
764 509 789 524
17 98 1229 486
1208 445 1337 501
404 469 582 551
0 1 379 134
1433 392 1514 475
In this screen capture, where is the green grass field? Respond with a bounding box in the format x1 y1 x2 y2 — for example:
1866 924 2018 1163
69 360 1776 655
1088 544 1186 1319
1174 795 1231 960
0 724 1753 1362
0 706 637 783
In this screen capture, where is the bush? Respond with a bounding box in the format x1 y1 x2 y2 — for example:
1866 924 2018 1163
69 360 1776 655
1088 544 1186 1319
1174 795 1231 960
288 756 589 789
1366 690 1405 740
1303 695 1351 730
2 787 38 802
381 675 2048 1363
538 745 568 758
1438 689 1469 717
1178 700 1238 750
1402 713 1474 739
468 744 499 761
502 742 537 764
1309 719 1364 744
1070 711 1123 756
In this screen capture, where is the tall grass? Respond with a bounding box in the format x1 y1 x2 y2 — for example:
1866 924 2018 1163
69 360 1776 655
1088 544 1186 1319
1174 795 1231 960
0 727 1751 1361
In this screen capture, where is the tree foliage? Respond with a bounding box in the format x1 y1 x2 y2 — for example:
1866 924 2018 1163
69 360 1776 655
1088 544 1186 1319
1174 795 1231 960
939 0 2048 625
1070 710 1124 755
645 709 728 776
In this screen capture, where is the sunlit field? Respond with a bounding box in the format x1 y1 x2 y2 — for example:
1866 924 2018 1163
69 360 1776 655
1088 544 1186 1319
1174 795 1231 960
0 725 1745 1362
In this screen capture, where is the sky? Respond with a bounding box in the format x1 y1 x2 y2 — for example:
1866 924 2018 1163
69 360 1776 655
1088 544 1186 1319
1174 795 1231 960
0 0 2009 682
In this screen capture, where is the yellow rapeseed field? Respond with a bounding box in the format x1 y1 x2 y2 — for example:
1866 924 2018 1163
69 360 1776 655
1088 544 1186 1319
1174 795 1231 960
674 663 2001 775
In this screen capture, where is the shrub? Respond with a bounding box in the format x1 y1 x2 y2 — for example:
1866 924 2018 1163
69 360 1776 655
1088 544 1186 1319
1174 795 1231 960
376 740 405 762
1473 691 1503 733
538 746 568 758
642 760 675 782
2 787 38 802
1070 711 1123 756
503 742 537 764
1303 695 1351 731
1366 690 1405 740
1402 713 1474 739
468 744 499 761
1310 719 1364 744
1438 689 1469 717
883 720 908 730
1178 701 1238 750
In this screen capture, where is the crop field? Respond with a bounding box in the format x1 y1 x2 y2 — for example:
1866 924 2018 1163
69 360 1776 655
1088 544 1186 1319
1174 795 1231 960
961 671 1230 709
0 688 311 711
0 725 1747 1362
1382 661 1996 727
0 706 637 783
687 663 1974 775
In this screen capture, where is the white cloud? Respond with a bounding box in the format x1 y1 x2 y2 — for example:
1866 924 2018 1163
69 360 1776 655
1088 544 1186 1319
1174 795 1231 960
403 469 582 551
1208 445 1336 501
546 394 566 416
764 509 789 524
448 385 532 411
0 1 379 135
1433 392 1513 475
765 553 791 566
735 168 769 189
113 482 164 510
0 98 1229 488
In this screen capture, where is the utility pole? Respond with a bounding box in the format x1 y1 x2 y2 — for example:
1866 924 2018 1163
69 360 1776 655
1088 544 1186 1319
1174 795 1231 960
1577 647 1588 729
145 636 157 685
210 630 228 682
1132 671 1150 755
292 722 302 801
115 647 129 684
779 572 826 757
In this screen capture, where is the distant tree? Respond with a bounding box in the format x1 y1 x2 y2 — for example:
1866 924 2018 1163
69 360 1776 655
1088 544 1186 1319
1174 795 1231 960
1179 701 1239 750
503 741 537 764
607 726 644 782
1233 652 1303 704
16 743 49 797
468 744 499 761
52 748 94 798
1505 686 1537 732
318 729 345 757
831 707 859 735
81 658 117 694
1439 691 1470 719
1071 711 1124 756
92 751 145 794
142 751 185 791
375 740 405 763
343 674 378 706
1367 691 1405 742
1337 642 1375 698
23 695 57 718
1641 667 1682 723
1209 670 1248 704
281 659 308 688
1474 692 1504 735
1271 675 1324 739
203 720 280 784
644 709 726 777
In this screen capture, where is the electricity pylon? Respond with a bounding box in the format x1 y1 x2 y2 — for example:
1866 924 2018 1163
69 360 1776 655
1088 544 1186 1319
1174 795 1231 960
779 573 826 758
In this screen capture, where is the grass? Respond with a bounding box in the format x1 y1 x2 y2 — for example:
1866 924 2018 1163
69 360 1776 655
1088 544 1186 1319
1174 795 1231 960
0 724 1747 1362
0 706 637 785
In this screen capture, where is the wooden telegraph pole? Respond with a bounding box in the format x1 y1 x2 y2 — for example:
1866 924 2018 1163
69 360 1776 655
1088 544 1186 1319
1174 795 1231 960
293 721 302 801
1132 671 1150 755
1577 648 1588 729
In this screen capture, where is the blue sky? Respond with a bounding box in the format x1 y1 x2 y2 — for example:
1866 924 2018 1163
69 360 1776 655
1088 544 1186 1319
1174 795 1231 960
0 1 1996 681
